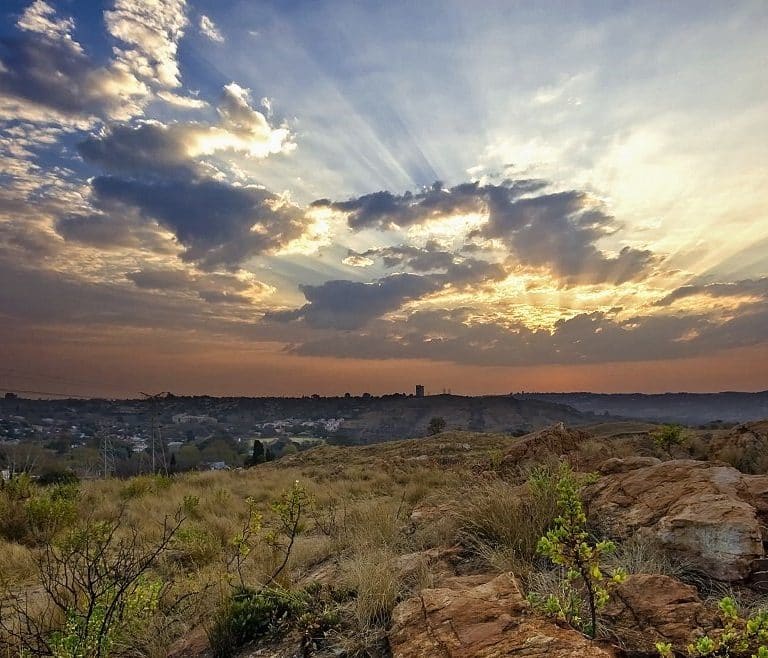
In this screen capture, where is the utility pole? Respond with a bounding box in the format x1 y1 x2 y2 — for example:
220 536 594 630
99 421 114 479
140 392 168 475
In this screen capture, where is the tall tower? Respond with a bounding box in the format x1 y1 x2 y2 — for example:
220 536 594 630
415 384 425 398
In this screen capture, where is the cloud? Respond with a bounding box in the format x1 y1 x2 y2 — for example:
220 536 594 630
78 122 199 177
199 15 224 43
285 301 768 367
321 180 656 286
126 266 272 303
157 90 207 109
269 249 506 329
0 2 148 121
16 0 73 39
312 180 492 230
478 189 657 285
655 277 768 306
267 273 443 329
54 212 173 252
105 0 188 89
77 85 293 176
89 176 308 269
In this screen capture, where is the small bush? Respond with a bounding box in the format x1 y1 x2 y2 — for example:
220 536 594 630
25 483 79 543
171 524 221 567
208 586 309 657
652 424 685 454
207 584 341 658
534 463 625 638
657 596 768 657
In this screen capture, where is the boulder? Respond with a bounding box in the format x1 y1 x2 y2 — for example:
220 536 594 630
395 545 465 587
389 573 617 657
585 459 766 581
707 420 768 471
502 423 593 467
598 456 661 474
602 574 717 654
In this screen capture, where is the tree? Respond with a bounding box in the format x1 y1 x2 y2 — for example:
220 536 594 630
0 504 186 656
427 417 446 435
651 423 684 454
249 440 265 466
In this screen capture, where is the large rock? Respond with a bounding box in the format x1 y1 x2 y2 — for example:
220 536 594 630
502 423 593 467
389 573 617 657
707 420 768 472
602 574 717 654
585 459 766 581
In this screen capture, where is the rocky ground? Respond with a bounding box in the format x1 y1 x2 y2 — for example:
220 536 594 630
6 419 768 657
158 420 768 657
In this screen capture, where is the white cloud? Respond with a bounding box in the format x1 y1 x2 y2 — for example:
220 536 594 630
157 90 208 109
17 0 75 40
105 0 189 88
199 14 224 43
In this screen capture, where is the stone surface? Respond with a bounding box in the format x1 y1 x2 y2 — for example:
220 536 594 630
585 459 766 581
389 573 617 657
598 456 661 474
502 422 593 467
602 574 717 653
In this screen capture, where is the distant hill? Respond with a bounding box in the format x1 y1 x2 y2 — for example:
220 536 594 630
331 394 592 442
518 391 768 425
0 393 595 445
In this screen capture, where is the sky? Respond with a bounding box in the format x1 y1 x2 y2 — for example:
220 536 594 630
0 0 767 398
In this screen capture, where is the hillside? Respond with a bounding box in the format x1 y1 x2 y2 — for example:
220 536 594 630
520 390 768 425
4 420 768 657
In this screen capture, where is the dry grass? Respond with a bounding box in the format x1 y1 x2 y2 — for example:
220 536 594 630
0 539 36 586
341 546 401 628
453 474 558 574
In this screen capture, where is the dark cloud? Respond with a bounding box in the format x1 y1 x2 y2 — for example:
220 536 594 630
89 176 307 270
312 181 487 230
322 180 656 286
0 30 144 121
478 190 656 285
314 179 546 230
126 267 261 304
655 277 768 306
285 301 768 367
269 249 506 330
54 212 173 252
267 273 442 329
77 123 197 177
352 240 476 272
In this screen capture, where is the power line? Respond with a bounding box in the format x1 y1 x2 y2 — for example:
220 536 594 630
0 386 101 399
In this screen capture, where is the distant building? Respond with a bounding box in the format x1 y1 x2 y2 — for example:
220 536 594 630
172 413 217 424
415 384 425 398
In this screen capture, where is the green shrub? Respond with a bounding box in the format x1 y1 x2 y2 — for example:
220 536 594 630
208 584 341 658
657 596 768 657
25 483 79 543
0 477 78 544
533 463 625 638
652 424 684 454
171 524 220 567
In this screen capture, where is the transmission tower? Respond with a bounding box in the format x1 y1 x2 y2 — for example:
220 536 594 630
140 392 170 475
98 422 116 479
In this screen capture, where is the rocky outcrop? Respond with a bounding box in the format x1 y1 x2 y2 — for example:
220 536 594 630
707 420 768 472
602 574 717 654
598 456 661 474
389 573 617 657
502 423 594 467
585 459 767 581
